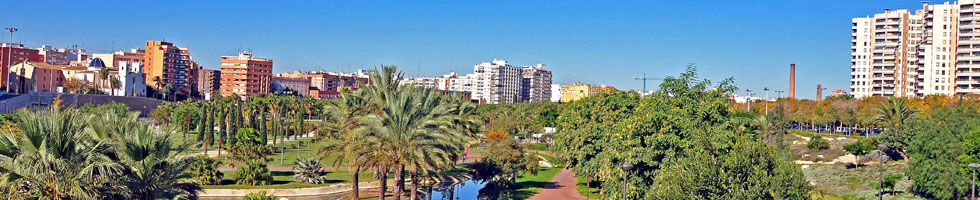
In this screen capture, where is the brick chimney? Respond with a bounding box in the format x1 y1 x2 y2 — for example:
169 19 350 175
817 84 823 101
789 64 796 99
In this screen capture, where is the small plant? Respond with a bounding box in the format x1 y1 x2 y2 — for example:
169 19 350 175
293 157 327 184
244 191 277 200
871 173 903 196
235 161 273 186
807 135 830 151
189 156 224 185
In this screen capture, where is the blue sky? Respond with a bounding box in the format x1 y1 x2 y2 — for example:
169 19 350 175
0 1 928 100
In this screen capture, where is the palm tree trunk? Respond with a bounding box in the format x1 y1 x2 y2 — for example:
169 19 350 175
352 166 360 200
394 164 404 199
379 168 388 200
410 171 419 200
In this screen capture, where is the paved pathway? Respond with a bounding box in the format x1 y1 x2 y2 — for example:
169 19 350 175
528 168 586 200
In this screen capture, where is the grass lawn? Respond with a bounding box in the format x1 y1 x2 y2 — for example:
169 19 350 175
510 167 562 200
203 170 378 189
804 163 922 200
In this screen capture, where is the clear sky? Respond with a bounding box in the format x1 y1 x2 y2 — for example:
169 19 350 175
0 0 928 100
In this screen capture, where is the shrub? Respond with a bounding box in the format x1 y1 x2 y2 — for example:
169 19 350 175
235 161 273 186
293 157 327 184
808 135 830 151
244 191 277 200
189 156 224 185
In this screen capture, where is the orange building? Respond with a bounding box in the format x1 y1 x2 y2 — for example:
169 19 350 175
219 52 273 97
144 41 194 94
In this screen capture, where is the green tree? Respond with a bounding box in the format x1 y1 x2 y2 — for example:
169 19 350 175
235 161 273 186
244 191 277 200
647 138 810 199
877 97 918 161
843 138 874 166
807 135 830 151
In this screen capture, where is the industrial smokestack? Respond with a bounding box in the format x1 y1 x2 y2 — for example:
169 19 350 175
789 64 796 99
817 84 823 101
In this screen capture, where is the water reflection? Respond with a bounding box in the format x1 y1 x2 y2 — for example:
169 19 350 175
424 179 487 200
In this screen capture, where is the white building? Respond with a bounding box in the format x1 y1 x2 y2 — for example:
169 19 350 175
550 84 561 102
115 61 146 97
852 1 980 98
471 59 522 104
399 59 553 104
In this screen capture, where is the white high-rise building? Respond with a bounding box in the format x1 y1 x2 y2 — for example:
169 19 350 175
852 1 980 98
399 59 553 104
471 59 522 104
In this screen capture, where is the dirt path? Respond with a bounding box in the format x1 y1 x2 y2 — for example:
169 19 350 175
528 168 586 200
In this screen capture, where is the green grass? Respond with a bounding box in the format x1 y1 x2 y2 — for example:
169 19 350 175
524 143 549 151
576 175 602 199
510 167 563 200
203 170 378 189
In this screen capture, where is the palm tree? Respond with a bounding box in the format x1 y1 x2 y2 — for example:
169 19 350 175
89 112 202 199
151 76 163 99
109 76 120 96
98 68 109 93
875 97 917 127
0 109 119 199
320 90 371 199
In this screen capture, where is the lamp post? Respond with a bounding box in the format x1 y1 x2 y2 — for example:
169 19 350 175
619 161 633 200
745 89 752 112
970 163 980 200
877 144 888 200
764 87 770 115
4 27 17 94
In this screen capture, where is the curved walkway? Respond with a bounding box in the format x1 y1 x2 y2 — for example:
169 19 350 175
528 168 586 200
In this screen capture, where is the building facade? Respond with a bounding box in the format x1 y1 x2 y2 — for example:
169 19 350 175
398 59 553 104
271 76 310 96
144 41 194 95
197 69 220 99
852 1 980 97
219 52 273 97
1 43 44 89
521 64 552 102
90 49 145 69
561 83 615 103
7 62 66 93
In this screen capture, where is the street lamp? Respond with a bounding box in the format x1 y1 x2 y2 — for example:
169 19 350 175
877 144 888 200
970 163 980 200
764 87 770 115
619 161 633 200
745 89 752 112
4 27 17 94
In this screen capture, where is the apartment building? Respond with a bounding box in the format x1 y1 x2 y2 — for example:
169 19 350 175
219 52 273 97
144 41 194 95
280 70 368 98
852 1 980 97
560 83 615 103
1 43 44 89
271 76 310 96
471 59 522 104
521 64 552 102
400 59 552 104
197 69 220 99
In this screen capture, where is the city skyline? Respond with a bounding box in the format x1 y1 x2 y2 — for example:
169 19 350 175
0 1 934 100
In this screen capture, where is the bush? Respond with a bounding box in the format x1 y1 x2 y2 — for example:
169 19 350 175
189 156 224 185
244 191 276 200
808 135 830 151
235 161 273 186
293 157 327 184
